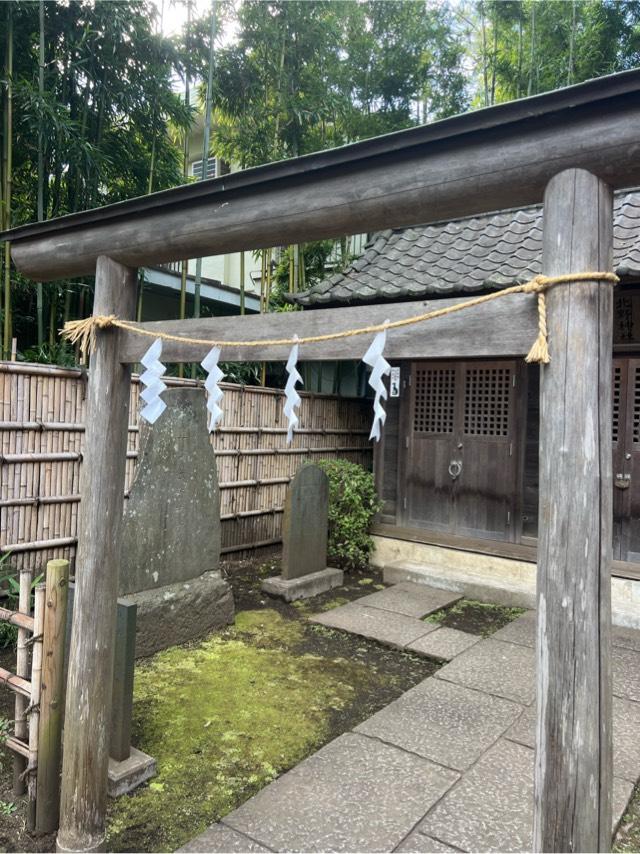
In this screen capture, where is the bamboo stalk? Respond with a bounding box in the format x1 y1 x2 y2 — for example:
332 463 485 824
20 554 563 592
2 537 77 554
0 666 31 697
0 604 34 631
27 583 45 831
13 568 31 793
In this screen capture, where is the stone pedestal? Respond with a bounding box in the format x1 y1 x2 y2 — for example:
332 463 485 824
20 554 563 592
125 570 234 659
108 747 157 798
262 567 343 602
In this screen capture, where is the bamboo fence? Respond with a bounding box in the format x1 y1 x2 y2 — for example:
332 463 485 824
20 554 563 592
0 361 372 571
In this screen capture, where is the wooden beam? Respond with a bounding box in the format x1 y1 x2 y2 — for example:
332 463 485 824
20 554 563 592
534 169 613 851
7 72 640 280
117 294 538 363
57 258 137 854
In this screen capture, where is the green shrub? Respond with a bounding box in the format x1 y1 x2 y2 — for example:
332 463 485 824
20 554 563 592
317 460 382 571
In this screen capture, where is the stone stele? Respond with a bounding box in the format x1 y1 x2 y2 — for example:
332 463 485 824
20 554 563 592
262 462 343 601
282 462 329 579
119 387 233 653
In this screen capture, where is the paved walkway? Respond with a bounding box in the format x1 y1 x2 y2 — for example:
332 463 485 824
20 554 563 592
180 584 640 853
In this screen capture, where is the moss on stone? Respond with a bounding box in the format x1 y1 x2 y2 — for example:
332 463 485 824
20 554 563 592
106 610 378 853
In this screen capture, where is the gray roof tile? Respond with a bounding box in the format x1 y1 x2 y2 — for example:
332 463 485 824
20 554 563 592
292 191 640 307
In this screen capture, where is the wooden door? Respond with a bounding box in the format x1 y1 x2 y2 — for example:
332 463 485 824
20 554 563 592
405 360 519 541
614 358 640 562
405 363 457 531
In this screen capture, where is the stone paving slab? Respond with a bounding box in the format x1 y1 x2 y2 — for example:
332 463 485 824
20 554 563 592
311 604 437 649
420 738 634 852
177 824 272 852
393 832 459 853
506 695 640 784
614 624 640 653
614 646 640 702
354 582 461 619
223 732 459 853
435 638 535 705
491 610 535 647
355 678 522 772
407 627 479 661
419 738 534 853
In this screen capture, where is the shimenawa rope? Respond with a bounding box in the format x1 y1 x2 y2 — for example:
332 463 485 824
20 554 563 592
61 271 619 365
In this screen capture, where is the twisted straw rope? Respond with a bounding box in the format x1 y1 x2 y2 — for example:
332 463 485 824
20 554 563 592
61 271 619 365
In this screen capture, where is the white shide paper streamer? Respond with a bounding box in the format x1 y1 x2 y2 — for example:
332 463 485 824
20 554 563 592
283 337 303 444
362 322 391 441
201 346 224 432
139 338 168 424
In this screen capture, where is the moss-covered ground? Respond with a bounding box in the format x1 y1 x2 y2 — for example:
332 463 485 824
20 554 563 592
105 560 438 852
424 598 526 637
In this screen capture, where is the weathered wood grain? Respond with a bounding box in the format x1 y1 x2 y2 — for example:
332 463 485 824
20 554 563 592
117 294 538 363
36 559 69 834
534 169 613 852
57 258 137 854
9 89 640 280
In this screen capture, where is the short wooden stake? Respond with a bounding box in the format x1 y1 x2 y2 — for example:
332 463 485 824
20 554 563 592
13 567 31 795
57 257 137 853
534 168 613 851
36 559 69 834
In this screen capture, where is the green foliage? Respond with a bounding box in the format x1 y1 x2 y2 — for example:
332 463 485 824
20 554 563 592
317 460 382 571
0 559 43 649
468 0 640 107
20 340 79 367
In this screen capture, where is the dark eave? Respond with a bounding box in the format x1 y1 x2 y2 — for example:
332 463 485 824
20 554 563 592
6 69 640 281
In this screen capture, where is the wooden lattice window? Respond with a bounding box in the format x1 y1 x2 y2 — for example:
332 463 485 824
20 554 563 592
464 366 511 437
613 365 622 444
633 367 640 444
413 368 456 434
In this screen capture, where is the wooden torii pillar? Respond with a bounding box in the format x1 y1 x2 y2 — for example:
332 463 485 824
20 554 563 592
535 168 613 851
56 257 137 854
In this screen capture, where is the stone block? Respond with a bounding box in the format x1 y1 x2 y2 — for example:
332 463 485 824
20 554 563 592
177 824 270 853
435 638 535 704
507 695 640 785
224 732 459 853
418 738 534 853
262 567 343 602
120 388 221 596
614 646 640 702
126 570 234 658
394 833 458 853
355 582 461 619
311 603 437 649
282 463 329 581
407 627 479 660
356 678 522 771
108 747 157 798
491 610 536 647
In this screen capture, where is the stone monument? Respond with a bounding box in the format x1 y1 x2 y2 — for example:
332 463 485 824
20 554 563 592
119 387 234 656
262 462 343 601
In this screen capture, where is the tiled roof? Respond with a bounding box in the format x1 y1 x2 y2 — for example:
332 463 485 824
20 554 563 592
292 191 640 306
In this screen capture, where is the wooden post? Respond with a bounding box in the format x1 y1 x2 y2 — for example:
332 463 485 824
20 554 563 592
36 558 69 834
57 256 137 853
534 168 613 852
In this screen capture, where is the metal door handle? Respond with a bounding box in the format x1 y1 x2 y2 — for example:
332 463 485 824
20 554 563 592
615 473 631 490
448 460 462 480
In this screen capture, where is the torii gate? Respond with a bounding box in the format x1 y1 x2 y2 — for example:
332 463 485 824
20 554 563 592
5 69 640 853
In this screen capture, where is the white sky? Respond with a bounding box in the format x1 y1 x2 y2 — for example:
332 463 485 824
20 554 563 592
152 0 220 37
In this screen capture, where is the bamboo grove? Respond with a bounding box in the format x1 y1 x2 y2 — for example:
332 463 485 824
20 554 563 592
2 0 640 365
